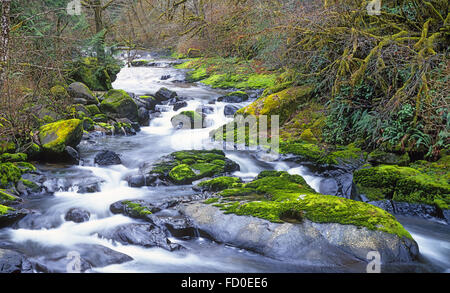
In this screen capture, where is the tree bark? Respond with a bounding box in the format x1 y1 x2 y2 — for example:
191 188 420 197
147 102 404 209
0 0 11 92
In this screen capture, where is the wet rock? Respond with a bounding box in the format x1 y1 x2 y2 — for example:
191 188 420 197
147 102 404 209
161 75 171 80
38 119 83 156
224 104 240 116
135 96 157 111
64 146 80 165
367 150 410 166
0 248 33 273
94 150 121 166
173 101 188 111
30 244 132 273
393 202 441 221
368 200 395 214
99 223 183 251
125 174 157 187
99 89 139 122
196 105 214 115
138 107 150 126
65 208 90 223
155 87 177 103
110 199 161 220
76 180 102 193
217 91 249 103
443 209 450 223
0 208 31 228
153 214 198 239
181 202 419 265
150 111 162 119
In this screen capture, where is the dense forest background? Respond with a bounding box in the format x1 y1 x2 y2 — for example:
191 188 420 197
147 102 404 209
0 0 448 160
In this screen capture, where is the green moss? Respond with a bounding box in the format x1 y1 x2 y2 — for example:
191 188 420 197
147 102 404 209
202 73 277 89
123 201 152 216
299 129 317 143
0 163 22 188
0 204 15 215
86 104 101 116
50 85 69 99
151 150 238 185
0 189 16 203
99 89 138 121
131 59 150 66
198 176 241 192
354 165 450 207
14 162 36 173
0 153 27 163
237 86 314 125
93 114 108 123
204 197 219 204
207 171 412 239
38 119 83 153
169 164 197 185
19 179 40 192
69 57 120 91
83 117 94 131
367 150 410 166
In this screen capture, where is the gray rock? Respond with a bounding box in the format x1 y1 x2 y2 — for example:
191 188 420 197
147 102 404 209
224 104 240 116
368 200 395 214
173 101 188 111
0 249 32 273
110 199 161 219
0 208 31 228
126 174 157 187
65 208 90 223
94 150 121 166
155 87 177 102
180 202 419 266
99 223 183 251
138 107 150 126
68 82 97 105
196 105 214 115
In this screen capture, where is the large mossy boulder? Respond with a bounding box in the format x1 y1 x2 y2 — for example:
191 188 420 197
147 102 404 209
142 150 240 185
0 141 16 154
69 57 121 91
38 119 83 154
99 89 138 122
181 171 419 266
67 82 98 105
237 86 314 124
354 165 449 210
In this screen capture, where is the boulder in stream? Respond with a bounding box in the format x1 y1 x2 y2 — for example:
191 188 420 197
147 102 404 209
94 150 121 166
99 89 139 122
155 87 177 102
67 82 98 105
38 119 84 155
65 208 90 223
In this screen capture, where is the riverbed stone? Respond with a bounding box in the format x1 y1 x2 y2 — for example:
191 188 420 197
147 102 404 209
99 89 139 122
65 208 90 223
0 248 32 273
38 119 84 155
67 82 98 105
99 223 183 251
94 150 121 166
155 87 177 102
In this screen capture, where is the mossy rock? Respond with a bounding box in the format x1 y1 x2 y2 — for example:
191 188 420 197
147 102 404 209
237 86 314 124
0 189 20 205
197 176 241 192
354 165 450 207
130 59 151 67
171 111 205 129
69 57 121 91
93 114 108 123
86 104 101 116
0 153 27 163
0 163 22 189
203 171 412 240
99 89 138 122
148 150 240 185
38 119 83 153
83 117 94 131
50 85 69 99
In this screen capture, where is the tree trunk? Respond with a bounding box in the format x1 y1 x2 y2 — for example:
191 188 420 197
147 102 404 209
0 0 11 92
93 0 106 63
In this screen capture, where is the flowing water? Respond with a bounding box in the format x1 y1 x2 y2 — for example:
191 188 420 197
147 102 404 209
0 52 448 273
